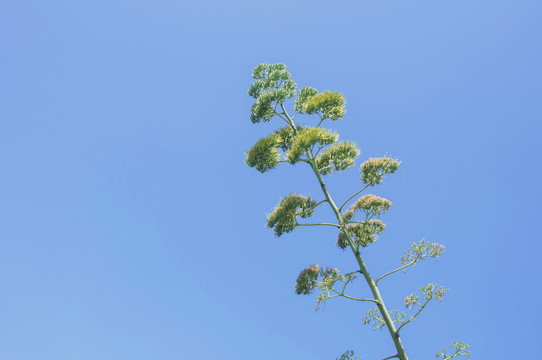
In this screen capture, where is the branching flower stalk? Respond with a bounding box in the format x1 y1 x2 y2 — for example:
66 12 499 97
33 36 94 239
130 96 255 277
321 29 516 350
245 63 469 360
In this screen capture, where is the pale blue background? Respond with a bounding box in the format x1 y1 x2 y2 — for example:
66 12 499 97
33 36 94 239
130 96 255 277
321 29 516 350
1 1 540 359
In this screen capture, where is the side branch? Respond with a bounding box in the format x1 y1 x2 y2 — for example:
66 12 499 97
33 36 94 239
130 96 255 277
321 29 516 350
396 298 431 334
329 288 380 304
376 240 444 285
296 199 328 216
279 103 297 130
382 355 399 360
338 184 371 212
375 260 418 285
296 222 341 228
273 111 290 124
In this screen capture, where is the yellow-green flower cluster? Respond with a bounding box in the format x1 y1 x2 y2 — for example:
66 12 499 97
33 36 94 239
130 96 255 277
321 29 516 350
360 157 400 185
245 133 282 173
267 194 317 236
316 141 360 175
246 125 336 173
272 125 297 152
351 194 392 216
287 127 338 164
295 264 320 295
303 91 346 120
337 220 386 249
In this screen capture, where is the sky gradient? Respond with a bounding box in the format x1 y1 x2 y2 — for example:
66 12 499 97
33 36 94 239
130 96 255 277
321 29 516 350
1 1 541 359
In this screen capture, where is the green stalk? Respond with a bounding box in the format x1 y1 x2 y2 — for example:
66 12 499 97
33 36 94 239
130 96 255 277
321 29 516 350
306 158 409 360
280 107 409 360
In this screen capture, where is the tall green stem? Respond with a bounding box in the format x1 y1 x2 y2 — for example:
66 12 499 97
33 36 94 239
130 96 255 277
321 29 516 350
279 106 409 360
280 107 408 360
306 158 409 360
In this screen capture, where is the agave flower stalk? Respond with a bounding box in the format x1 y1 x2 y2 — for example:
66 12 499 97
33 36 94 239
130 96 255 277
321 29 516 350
245 63 469 360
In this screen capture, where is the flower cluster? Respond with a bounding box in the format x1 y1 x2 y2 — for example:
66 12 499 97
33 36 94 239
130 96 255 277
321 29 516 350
248 63 297 123
420 283 447 302
342 209 355 223
363 307 406 330
267 194 317 236
360 157 400 186
245 133 282 173
287 127 338 164
314 267 342 310
436 341 471 359
336 350 362 360
337 220 386 249
404 283 448 310
351 194 392 216
401 239 445 266
303 91 346 120
294 86 319 112
316 141 360 175
272 125 297 152
295 264 320 295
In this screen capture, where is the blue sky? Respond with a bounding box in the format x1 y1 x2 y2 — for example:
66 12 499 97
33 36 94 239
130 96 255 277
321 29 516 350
1 1 541 359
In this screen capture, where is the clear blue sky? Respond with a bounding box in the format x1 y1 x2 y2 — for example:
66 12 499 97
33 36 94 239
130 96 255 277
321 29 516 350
1 1 540 359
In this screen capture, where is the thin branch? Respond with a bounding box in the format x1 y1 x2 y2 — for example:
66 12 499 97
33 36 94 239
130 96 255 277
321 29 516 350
280 103 296 130
338 184 371 212
296 199 328 216
341 275 354 293
273 111 288 122
344 270 362 277
382 355 399 360
329 288 380 304
441 347 466 360
275 113 294 129
396 298 431 334
316 114 325 128
313 145 324 157
375 257 421 285
443 350 461 360
296 222 340 228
